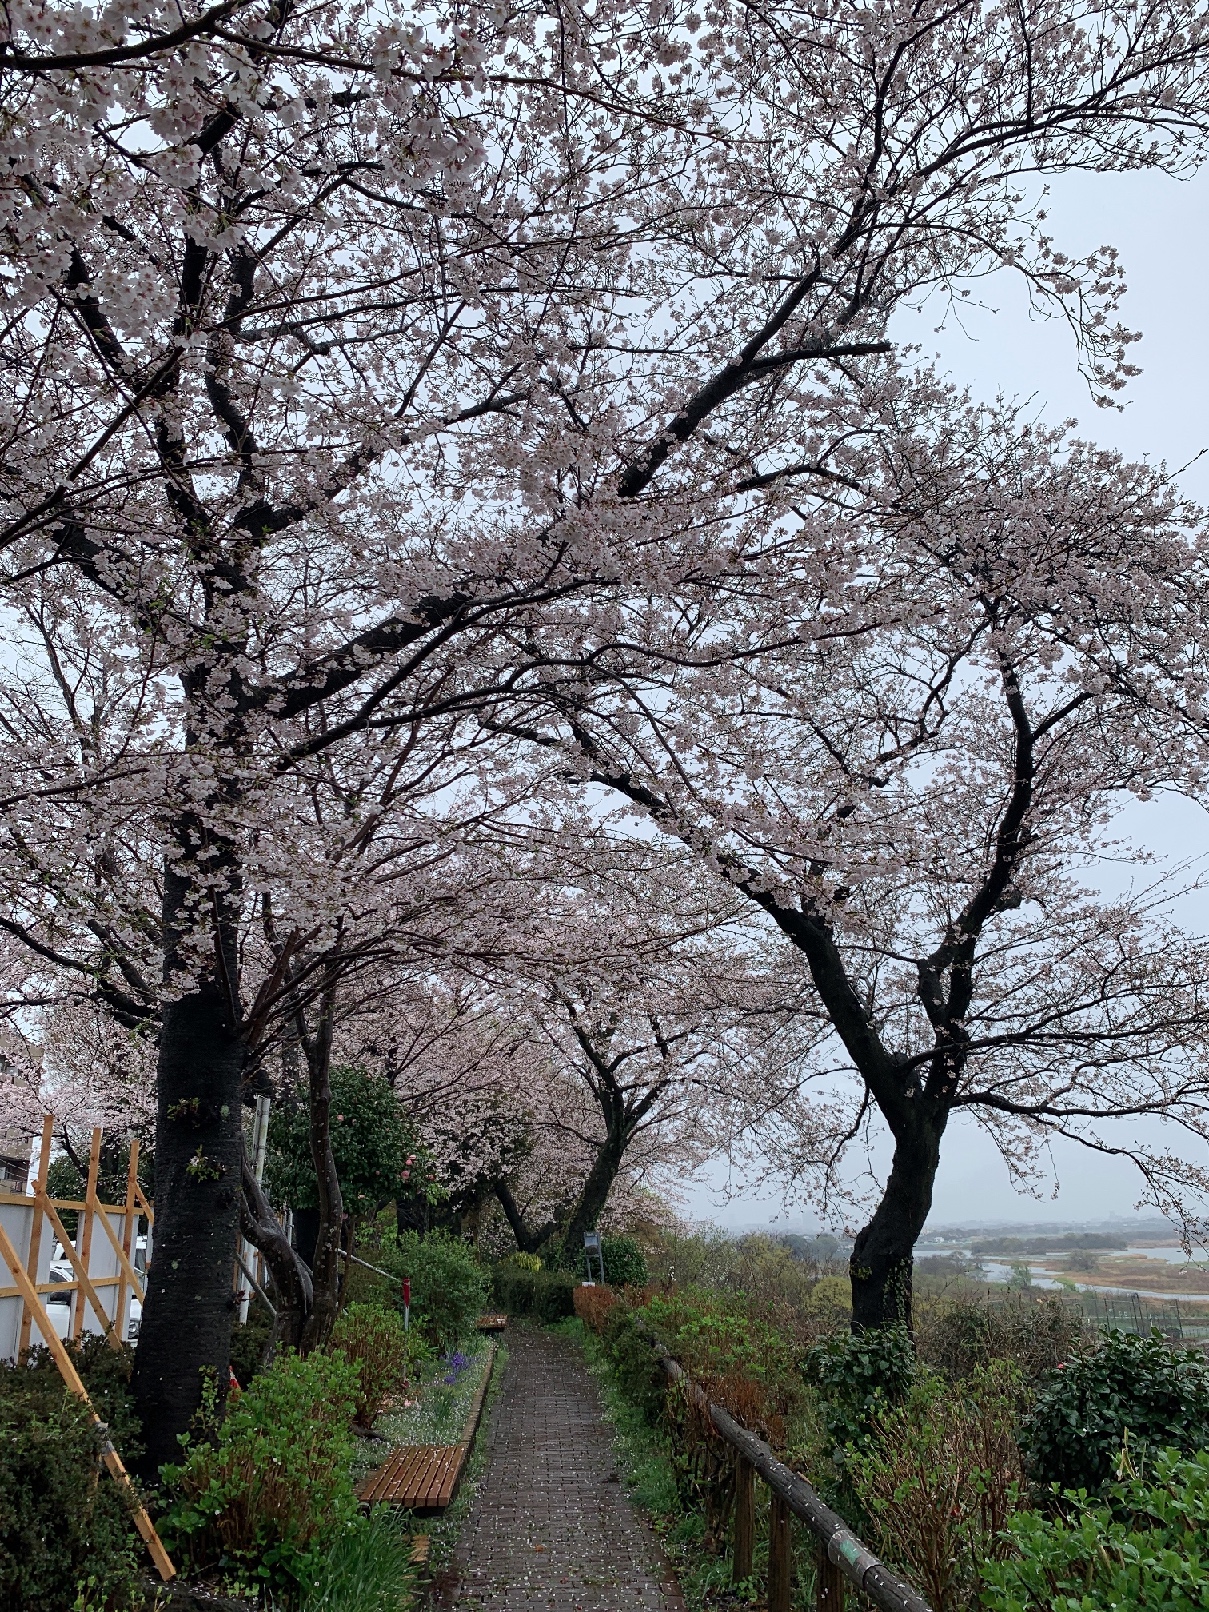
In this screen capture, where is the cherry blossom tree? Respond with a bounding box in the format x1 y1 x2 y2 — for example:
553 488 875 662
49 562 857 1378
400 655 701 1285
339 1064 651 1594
512 390 1209 1327
5 0 1209 1464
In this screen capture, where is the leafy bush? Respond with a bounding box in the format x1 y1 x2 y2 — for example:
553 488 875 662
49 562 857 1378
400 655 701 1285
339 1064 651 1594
804 1324 915 1451
574 1282 618 1332
379 1231 489 1350
504 1251 542 1272
602 1298 671 1420
643 1287 791 1391
846 1363 1024 1612
301 1506 416 1612
1022 1329 1209 1493
981 1448 1209 1612
330 1303 408 1426
265 1066 414 1217
161 1350 360 1597
916 1292 1085 1381
0 1343 142 1612
599 1236 648 1286
492 1264 577 1322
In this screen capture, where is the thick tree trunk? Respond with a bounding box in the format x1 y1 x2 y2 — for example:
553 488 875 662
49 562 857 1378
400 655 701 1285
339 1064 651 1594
494 1179 555 1254
557 1135 626 1269
132 863 244 1478
849 1115 945 1332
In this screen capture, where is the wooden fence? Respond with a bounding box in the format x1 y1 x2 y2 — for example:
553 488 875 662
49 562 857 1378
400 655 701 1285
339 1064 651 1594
0 1112 173 1580
650 1340 933 1612
0 1114 151 1362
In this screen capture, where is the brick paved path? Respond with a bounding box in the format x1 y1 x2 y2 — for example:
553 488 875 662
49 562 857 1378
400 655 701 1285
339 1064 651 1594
445 1326 684 1610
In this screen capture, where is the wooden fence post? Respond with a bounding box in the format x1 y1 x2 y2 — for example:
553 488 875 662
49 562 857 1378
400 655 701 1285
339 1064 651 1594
769 1492 792 1612
72 1128 102 1341
816 1538 846 1610
733 1454 755 1583
18 1113 53 1357
115 1139 139 1341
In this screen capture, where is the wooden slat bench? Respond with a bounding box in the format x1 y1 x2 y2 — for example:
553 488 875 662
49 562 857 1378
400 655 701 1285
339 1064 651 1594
358 1444 463 1507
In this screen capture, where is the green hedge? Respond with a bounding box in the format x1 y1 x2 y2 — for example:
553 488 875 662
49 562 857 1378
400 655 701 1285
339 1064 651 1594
492 1265 577 1321
0 1341 142 1612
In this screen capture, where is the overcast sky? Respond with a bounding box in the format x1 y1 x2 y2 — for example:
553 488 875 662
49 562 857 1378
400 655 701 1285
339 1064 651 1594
679 163 1209 1231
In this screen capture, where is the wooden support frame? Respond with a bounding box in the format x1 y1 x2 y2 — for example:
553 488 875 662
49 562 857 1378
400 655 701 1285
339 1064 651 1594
33 1188 123 1351
115 1139 139 1338
86 1182 145 1307
0 1218 174 1581
72 1128 103 1341
17 1114 53 1356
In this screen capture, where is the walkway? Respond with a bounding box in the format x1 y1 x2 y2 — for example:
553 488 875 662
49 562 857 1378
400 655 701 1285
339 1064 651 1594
441 1326 684 1611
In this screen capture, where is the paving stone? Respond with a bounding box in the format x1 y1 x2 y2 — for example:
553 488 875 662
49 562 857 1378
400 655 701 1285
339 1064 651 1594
445 1326 684 1610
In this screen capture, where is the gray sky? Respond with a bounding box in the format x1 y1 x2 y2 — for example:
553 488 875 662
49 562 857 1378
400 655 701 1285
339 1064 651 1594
679 164 1209 1231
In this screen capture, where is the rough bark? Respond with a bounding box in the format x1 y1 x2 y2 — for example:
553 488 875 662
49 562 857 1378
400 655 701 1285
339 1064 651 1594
849 1114 945 1331
556 1134 627 1268
131 862 244 1479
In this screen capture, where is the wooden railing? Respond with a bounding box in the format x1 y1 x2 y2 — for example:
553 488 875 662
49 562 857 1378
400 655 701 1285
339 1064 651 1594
651 1343 933 1612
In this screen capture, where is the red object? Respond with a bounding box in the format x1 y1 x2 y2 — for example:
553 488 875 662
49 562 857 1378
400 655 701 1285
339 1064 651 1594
403 1278 411 1307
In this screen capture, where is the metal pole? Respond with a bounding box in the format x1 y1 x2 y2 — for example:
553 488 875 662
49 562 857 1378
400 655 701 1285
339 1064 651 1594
239 1097 272 1325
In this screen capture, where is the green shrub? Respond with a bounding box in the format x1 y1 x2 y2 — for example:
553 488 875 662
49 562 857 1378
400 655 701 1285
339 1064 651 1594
1021 1329 1209 1493
642 1287 789 1387
0 1348 142 1612
330 1303 407 1426
301 1506 416 1612
916 1291 1085 1381
492 1264 576 1322
601 1300 670 1420
265 1066 415 1217
161 1350 360 1598
804 1324 915 1451
378 1231 489 1350
599 1235 648 1287
503 1250 542 1272
846 1364 1024 1612
981 1448 1209 1611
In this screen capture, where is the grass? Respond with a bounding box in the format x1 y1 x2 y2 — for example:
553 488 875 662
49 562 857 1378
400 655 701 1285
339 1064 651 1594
300 1506 417 1612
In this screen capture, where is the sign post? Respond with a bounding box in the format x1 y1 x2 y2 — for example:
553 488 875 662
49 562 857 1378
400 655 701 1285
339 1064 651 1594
583 1230 605 1285
403 1276 411 1332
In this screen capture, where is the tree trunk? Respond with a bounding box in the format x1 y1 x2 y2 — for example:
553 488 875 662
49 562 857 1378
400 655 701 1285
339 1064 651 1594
132 864 244 1478
849 1114 945 1332
298 993 342 1353
240 1153 311 1356
556 1134 627 1270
